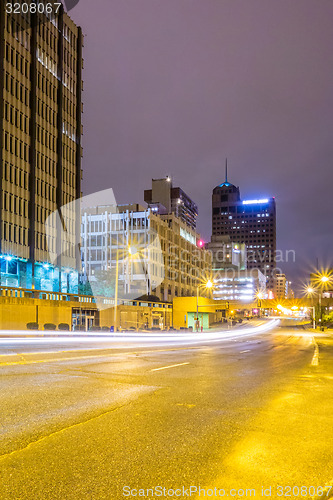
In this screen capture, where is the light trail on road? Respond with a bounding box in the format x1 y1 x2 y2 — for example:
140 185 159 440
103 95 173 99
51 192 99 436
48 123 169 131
0 320 280 350
0 321 331 499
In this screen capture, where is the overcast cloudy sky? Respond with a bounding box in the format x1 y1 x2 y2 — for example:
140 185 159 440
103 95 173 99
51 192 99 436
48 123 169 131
70 0 333 287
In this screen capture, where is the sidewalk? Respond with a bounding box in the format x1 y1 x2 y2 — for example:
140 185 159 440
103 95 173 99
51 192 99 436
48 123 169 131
304 324 333 336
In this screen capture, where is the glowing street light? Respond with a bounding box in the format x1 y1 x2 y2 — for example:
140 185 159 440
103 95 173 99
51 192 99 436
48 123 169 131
303 285 317 329
318 276 330 327
256 291 264 318
128 245 137 256
306 270 333 329
196 279 215 332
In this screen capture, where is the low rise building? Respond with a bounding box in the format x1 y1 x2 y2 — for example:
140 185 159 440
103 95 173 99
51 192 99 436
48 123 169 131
212 268 266 302
205 235 247 271
0 286 172 331
205 235 265 303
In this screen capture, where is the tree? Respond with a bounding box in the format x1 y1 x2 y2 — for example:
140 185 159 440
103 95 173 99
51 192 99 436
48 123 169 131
322 311 333 326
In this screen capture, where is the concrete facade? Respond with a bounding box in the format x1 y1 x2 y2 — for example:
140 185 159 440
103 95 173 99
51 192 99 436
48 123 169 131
0 287 172 331
0 2 83 293
81 205 212 304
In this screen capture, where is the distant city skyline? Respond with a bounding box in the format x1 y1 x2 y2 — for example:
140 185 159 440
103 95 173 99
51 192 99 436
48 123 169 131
70 0 333 288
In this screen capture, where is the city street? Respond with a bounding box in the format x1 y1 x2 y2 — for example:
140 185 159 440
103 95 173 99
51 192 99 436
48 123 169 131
0 321 332 499
1 0 333 498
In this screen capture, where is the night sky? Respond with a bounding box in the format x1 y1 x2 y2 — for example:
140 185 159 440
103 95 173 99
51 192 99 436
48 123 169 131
70 0 333 289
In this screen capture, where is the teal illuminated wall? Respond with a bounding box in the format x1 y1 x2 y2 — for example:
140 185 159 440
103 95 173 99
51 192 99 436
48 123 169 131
0 256 78 293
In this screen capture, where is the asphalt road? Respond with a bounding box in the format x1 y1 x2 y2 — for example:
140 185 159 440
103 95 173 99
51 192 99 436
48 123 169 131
0 322 332 499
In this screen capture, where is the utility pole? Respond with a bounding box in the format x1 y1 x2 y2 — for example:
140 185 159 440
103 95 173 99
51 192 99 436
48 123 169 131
114 250 119 332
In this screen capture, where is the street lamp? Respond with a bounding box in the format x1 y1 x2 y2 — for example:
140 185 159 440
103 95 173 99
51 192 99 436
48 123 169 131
305 273 332 329
305 286 316 329
114 245 142 333
318 275 330 328
113 248 120 332
196 279 213 332
256 291 264 317
276 304 285 315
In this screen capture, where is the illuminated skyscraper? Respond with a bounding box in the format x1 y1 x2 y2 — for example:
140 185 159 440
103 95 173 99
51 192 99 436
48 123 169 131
0 2 83 292
212 171 276 292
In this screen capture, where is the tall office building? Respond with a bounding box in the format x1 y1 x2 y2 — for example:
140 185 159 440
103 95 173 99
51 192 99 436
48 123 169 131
0 3 83 292
212 172 276 292
144 177 198 230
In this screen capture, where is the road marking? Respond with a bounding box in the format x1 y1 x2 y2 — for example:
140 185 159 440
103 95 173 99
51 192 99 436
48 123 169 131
0 348 200 368
0 353 120 367
0 346 191 360
311 337 319 366
151 362 190 372
240 350 251 353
